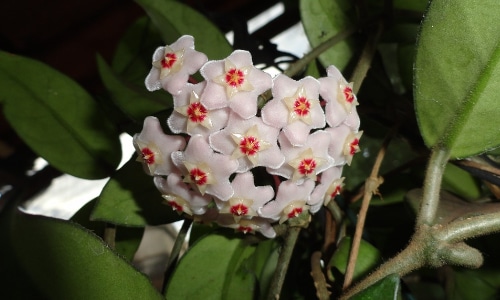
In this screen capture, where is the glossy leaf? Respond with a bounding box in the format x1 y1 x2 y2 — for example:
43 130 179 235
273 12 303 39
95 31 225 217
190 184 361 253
0 51 122 179
134 0 232 60
414 0 500 158
300 0 355 70
91 156 182 226
166 232 263 299
449 269 500 300
111 16 164 85
350 274 402 300
11 210 162 300
71 199 145 261
97 54 170 121
442 163 481 200
329 237 381 282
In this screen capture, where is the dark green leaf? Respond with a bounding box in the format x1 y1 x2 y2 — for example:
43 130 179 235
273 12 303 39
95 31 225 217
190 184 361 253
91 156 182 226
350 274 402 300
111 16 164 85
11 210 162 300
0 205 45 298
166 232 259 299
134 0 232 60
449 268 500 300
442 163 481 200
414 1 500 158
72 199 146 261
300 0 355 70
0 51 121 179
329 237 381 282
97 54 170 120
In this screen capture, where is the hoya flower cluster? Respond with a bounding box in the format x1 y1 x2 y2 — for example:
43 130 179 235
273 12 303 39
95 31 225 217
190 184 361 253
133 35 362 238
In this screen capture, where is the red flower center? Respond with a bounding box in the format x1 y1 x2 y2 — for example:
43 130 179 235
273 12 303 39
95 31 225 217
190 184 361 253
187 102 208 123
330 185 342 198
168 201 183 212
350 138 360 155
230 203 249 216
189 168 208 186
239 136 260 156
343 86 355 103
161 52 177 69
225 68 245 87
287 207 303 219
298 158 317 175
294 97 311 116
237 226 253 234
141 147 155 165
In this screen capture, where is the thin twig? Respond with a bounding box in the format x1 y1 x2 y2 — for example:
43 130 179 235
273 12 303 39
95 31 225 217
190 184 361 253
311 251 331 300
343 125 396 289
284 26 357 78
162 218 193 294
104 223 116 249
341 22 387 290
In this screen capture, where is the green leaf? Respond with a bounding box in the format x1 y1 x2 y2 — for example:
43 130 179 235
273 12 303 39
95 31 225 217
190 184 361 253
300 0 355 70
97 54 170 120
166 232 261 299
111 16 164 85
329 237 381 282
71 199 145 262
0 51 121 179
351 274 402 300
0 205 45 298
393 0 427 12
134 0 232 60
442 163 481 200
91 156 182 226
11 210 162 300
449 268 500 300
414 1 500 158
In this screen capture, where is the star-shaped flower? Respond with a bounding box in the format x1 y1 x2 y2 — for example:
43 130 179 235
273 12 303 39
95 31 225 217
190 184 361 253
309 166 344 212
216 172 274 221
267 130 334 184
318 65 360 127
261 74 325 146
154 174 212 216
168 82 229 137
326 126 363 166
171 134 238 201
133 116 186 176
209 113 284 172
216 214 276 238
200 50 272 119
258 179 315 224
145 35 208 95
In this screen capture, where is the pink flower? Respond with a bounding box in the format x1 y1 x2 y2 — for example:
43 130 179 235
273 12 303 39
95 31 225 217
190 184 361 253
209 113 284 172
309 166 344 212
216 172 274 221
133 116 186 176
145 35 208 95
261 74 325 146
258 179 315 224
154 174 212 216
268 130 334 184
326 125 363 166
318 65 360 128
216 214 276 238
171 134 238 201
200 50 272 119
168 82 230 137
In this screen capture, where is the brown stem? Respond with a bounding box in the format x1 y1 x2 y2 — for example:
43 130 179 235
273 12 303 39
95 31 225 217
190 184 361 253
311 251 331 300
343 125 396 289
